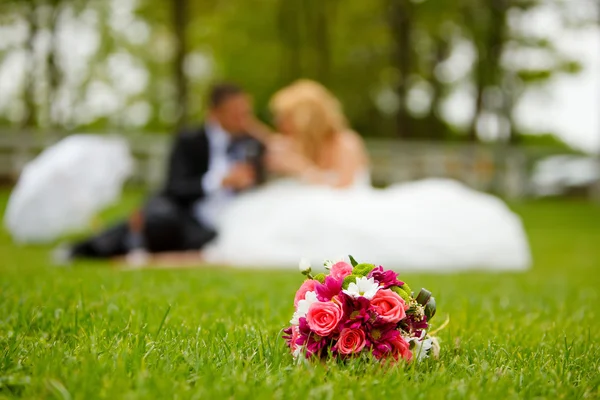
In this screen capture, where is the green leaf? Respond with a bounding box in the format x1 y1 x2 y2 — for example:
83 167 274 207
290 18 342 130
313 273 326 284
425 297 436 320
391 286 411 302
348 255 358 267
415 288 432 306
560 60 583 75
353 263 375 276
400 283 412 297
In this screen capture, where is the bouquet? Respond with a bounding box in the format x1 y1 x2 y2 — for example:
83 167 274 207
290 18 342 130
283 256 440 363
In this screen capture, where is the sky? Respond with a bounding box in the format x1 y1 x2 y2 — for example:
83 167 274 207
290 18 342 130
515 4 600 153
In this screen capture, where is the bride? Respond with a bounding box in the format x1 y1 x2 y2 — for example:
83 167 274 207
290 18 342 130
202 80 531 271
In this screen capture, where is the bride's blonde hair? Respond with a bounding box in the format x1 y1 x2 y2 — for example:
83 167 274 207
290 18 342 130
269 80 348 163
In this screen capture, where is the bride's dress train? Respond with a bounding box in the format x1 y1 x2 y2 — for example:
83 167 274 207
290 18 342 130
203 174 531 272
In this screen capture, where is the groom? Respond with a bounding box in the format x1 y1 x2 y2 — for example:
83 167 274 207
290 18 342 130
59 83 263 261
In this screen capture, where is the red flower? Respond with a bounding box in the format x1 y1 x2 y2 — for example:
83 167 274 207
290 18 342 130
370 289 408 324
315 276 343 302
390 335 413 362
306 300 343 336
368 266 404 288
337 328 367 354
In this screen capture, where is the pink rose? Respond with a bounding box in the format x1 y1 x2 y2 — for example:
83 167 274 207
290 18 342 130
294 279 317 307
371 289 407 324
337 328 366 354
306 301 343 336
391 335 413 362
330 262 353 280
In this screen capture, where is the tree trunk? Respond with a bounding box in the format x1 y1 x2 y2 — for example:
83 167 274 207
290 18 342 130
46 0 62 130
488 0 507 85
172 0 189 128
468 0 508 142
502 70 520 145
278 0 302 82
22 3 39 130
388 0 413 139
489 0 509 142
468 64 485 142
312 0 336 84
428 36 451 140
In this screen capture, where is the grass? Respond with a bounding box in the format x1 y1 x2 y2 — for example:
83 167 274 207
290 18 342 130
1 190 600 399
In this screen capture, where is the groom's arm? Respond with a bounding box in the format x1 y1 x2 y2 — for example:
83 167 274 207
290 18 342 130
162 130 209 206
235 136 266 187
251 139 267 186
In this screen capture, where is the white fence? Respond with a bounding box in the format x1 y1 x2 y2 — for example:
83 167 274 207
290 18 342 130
0 131 576 199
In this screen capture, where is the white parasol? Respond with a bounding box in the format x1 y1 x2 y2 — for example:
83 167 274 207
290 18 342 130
4 134 134 243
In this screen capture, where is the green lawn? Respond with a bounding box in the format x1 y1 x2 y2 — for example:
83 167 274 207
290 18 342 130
1 190 599 399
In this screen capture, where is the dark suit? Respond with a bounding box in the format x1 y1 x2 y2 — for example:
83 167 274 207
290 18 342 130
70 125 263 258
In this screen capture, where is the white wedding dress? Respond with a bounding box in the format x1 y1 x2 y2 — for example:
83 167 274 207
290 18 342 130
203 172 531 272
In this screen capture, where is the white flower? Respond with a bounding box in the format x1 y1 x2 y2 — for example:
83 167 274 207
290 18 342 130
298 258 312 273
324 255 346 270
409 336 433 362
290 313 301 326
292 345 303 359
290 291 318 325
342 277 380 300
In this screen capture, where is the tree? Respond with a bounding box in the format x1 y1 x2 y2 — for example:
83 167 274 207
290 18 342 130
410 0 462 140
277 0 302 82
21 1 39 130
387 0 414 139
0 0 588 144
45 0 63 130
463 0 584 143
462 0 510 142
171 0 189 127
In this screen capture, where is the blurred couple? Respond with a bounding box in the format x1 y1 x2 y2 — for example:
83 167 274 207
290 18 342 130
61 80 531 271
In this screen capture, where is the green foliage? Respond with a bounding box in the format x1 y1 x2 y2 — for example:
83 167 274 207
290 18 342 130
400 282 412 297
415 288 432 306
517 69 553 83
0 190 600 398
519 133 583 153
0 0 587 143
425 296 436 320
313 273 326 283
390 285 411 302
353 263 375 277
